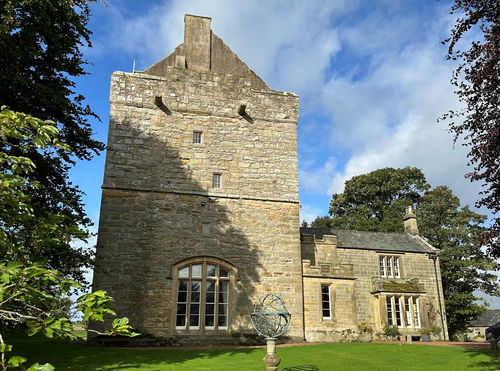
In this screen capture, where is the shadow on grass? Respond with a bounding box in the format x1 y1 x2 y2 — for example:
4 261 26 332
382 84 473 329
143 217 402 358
282 365 319 371
10 335 264 370
463 346 500 371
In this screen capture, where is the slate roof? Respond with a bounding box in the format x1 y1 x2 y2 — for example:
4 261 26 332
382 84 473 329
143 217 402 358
300 228 435 254
470 309 500 327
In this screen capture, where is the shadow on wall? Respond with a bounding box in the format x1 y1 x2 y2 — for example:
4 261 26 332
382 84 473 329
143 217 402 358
93 113 265 342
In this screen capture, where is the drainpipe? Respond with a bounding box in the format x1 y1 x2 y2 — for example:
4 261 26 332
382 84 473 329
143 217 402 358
428 252 446 339
301 259 307 342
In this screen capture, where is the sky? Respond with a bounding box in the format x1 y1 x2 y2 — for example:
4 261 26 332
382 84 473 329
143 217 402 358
70 0 499 306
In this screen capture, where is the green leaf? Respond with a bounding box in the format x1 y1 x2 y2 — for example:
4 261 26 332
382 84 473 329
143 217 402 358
7 356 27 366
27 363 55 371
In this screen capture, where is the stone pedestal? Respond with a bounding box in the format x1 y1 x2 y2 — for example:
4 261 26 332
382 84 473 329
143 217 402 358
263 338 281 371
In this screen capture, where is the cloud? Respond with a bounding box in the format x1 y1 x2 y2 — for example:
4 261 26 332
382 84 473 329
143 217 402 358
90 0 351 96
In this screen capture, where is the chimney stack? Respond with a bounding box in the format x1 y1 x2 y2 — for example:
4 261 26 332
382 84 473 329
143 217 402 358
404 205 419 235
184 14 212 71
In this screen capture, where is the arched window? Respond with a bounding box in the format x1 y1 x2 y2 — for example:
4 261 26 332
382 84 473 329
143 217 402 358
175 260 231 331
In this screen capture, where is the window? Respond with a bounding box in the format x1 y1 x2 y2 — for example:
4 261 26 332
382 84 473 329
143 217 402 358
386 295 420 328
193 131 202 144
379 256 400 278
212 173 221 188
175 261 230 331
321 285 331 319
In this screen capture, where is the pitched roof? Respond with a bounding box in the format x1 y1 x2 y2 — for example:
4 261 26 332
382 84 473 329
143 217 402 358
142 14 268 90
300 228 435 254
470 309 500 327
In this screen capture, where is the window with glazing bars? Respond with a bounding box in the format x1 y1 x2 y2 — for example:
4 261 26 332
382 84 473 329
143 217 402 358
379 256 401 278
386 295 420 328
321 285 331 319
175 262 230 330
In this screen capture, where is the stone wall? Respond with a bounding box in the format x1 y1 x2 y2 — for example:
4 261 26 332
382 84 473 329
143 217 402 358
93 65 303 342
300 233 449 341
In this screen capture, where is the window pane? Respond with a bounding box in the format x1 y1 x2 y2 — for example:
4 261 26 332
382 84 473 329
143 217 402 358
206 304 215 315
394 257 400 278
387 257 393 277
179 267 189 278
379 257 386 277
207 265 216 277
206 293 215 303
219 268 229 277
387 296 393 326
177 304 186 314
192 264 202 278
212 174 221 188
177 291 187 302
205 315 214 327
395 296 402 327
206 281 216 293
189 315 199 327
178 280 188 292
219 291 228 304
190 304 200 315
218 315 227 327
321 285 331 319
413 297 420 327
193 131 202 144
404 296 412 327
191 291 200 302
218 304 227 315
219 281 228 303
176 315 186 327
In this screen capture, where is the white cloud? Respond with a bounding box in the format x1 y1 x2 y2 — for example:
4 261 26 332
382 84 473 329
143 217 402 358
92 0 351 96
299 157 337 194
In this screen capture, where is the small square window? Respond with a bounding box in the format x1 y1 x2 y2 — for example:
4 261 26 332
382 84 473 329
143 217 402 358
212 174 221 188
193 131 202 144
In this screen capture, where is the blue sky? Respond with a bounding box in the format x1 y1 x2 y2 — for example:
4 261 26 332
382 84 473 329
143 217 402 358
70 1 498 305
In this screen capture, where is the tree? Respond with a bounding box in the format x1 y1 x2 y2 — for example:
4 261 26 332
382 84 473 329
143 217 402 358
418 186 499 337
312 167 499 338
0 108 137 371
442 0 500 257
0 0 104 284
312 167 429 231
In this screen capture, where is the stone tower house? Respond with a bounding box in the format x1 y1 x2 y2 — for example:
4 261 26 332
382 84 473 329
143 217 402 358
93 14 303 343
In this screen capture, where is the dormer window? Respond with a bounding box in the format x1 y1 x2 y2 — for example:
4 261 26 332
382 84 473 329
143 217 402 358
379 256 400 278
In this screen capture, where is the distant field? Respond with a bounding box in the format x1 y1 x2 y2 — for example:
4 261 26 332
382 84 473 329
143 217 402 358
6 334 499 370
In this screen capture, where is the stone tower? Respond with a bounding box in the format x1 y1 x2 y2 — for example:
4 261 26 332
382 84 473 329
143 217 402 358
92 14 302 344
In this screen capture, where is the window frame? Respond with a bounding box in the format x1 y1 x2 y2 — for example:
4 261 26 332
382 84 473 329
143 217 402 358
193 131 203 144
386 295 421 329
320 284 332 320
173 258 233 332
379 255 401 278
212 173 221 188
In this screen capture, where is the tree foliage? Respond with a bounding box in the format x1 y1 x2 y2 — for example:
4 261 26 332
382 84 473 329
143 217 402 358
312 167 499 338
0 108 137 371
0 0 104 283
443 0 500 257
418 186 499 336
313 167 429 232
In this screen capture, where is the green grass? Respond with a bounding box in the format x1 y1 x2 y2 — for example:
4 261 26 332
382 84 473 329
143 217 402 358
6 334 499 371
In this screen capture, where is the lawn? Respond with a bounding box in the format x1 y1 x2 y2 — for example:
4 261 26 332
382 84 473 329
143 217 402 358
7 334 499 371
